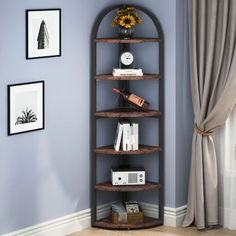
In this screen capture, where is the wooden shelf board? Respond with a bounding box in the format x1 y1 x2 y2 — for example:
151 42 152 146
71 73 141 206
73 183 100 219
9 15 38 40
95 144 161 155
94 74 161 81
93 217 162 229
94 108 161 118
94 182 161 192
94 38 161 43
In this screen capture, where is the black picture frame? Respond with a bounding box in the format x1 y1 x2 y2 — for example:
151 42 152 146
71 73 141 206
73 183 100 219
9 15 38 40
8 81 45 135
26 9 61 59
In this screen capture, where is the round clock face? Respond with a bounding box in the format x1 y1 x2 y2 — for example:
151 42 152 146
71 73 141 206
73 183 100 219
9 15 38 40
120 52 134 66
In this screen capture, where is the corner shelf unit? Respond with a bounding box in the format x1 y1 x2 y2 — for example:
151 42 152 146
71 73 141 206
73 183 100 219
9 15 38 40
94 74 161 81
95 182 161 192
94 108 161 118
91 4 164 230
94 37 162 43
94 217 162 230
95 145 161 155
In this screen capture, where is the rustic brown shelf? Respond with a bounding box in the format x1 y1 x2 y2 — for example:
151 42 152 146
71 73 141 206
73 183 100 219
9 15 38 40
95 182 161 192
93 217 162 229
94 108 161 118
94 37 161 43
95 144 161 155
94 74 161 81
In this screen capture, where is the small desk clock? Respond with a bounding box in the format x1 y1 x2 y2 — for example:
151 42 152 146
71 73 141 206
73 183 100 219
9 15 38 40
119 51 134 68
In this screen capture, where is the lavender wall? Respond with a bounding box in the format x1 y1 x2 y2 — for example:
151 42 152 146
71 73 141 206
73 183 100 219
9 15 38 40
0 0 192 234
175 0 193 207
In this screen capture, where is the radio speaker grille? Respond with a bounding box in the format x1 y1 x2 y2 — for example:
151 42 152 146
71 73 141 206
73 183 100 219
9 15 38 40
128 173 138 183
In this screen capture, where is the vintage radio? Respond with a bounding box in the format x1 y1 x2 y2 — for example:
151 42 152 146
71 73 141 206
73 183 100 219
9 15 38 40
111 167 145 185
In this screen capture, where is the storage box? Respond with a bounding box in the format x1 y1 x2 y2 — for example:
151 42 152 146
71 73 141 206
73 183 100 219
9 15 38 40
111 211 144 224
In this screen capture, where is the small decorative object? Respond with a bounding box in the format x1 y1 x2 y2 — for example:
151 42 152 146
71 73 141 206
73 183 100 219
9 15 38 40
26 9 61 59
112 87 150 111
111 6 142 39
120 51 134 68
111 201 127 213
112 50 144 76
8 81 44 135
111 201 144 224
125 201 140 213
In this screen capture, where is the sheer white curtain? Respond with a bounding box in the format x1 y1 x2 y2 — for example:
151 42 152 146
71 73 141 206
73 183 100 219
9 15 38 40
214 106 236 230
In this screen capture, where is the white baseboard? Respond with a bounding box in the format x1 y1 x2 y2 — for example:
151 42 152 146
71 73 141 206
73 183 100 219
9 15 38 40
164 205 187 227
139 202 186 227
3 203 186 236
2 203 110 236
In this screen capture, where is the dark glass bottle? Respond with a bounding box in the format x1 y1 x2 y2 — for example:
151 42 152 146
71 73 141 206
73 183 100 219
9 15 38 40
113 88 150 111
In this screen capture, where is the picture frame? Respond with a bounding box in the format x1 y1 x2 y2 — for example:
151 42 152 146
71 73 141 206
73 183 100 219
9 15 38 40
8 81 45 135
26 9 61 59
125 203 140 213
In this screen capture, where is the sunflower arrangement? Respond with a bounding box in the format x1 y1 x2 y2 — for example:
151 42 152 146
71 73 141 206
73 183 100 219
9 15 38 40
112 6 142 29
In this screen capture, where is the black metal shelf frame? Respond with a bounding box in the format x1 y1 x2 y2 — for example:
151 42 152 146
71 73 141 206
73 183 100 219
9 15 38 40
90 4 164 229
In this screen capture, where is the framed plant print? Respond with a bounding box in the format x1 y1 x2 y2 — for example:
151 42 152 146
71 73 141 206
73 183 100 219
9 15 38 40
8 81 45 135
26 9 61 59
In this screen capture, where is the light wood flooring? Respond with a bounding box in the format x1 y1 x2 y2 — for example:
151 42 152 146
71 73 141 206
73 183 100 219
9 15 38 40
69 226 236 236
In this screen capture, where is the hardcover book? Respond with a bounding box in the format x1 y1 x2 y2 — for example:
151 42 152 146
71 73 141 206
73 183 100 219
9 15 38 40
114 122 123 151
114 121 139 151
113 68 143 76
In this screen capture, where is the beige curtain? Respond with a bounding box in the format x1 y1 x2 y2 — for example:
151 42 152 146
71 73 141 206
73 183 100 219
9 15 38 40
183 0 236 229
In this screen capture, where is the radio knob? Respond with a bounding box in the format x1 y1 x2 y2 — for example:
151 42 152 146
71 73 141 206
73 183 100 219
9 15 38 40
140 174 143 177
140 179 143 182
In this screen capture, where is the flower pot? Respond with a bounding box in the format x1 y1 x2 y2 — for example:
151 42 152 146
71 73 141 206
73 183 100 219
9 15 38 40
119 27 134 39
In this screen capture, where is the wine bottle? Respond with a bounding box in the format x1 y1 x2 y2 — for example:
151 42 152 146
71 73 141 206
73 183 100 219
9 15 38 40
113 88 150 111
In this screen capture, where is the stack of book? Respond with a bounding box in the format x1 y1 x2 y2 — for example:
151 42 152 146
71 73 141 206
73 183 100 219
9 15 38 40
114 121 139 151
113 68 143 76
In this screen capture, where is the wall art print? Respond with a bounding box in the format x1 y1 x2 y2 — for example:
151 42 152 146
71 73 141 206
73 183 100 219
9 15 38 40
26 9 61 59
8 81 45 135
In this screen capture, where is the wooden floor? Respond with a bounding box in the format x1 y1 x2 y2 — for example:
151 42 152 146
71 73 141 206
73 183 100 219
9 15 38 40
69 226 236 236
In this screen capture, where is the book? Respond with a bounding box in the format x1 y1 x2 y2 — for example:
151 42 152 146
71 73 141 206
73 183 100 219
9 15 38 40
113 68 143 76
114 121 139 152
130 123 139 151
130 123 135 151
114 122 123 151
127 123 131 151
133 123 139 150
122 122 130 151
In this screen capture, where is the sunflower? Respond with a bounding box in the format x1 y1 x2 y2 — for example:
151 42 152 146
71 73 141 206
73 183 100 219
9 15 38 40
119 15 136 28
111 6 142 29
111 15 119 27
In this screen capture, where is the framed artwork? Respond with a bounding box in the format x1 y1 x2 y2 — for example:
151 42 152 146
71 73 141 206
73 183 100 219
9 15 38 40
8 81 45 135
125 203 140 213
26 9 61 59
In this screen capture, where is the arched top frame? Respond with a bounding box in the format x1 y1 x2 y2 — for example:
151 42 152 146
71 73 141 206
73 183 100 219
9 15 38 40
91 4 164 40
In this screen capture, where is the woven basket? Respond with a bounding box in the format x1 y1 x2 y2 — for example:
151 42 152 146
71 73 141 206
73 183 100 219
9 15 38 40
111 211 144 224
